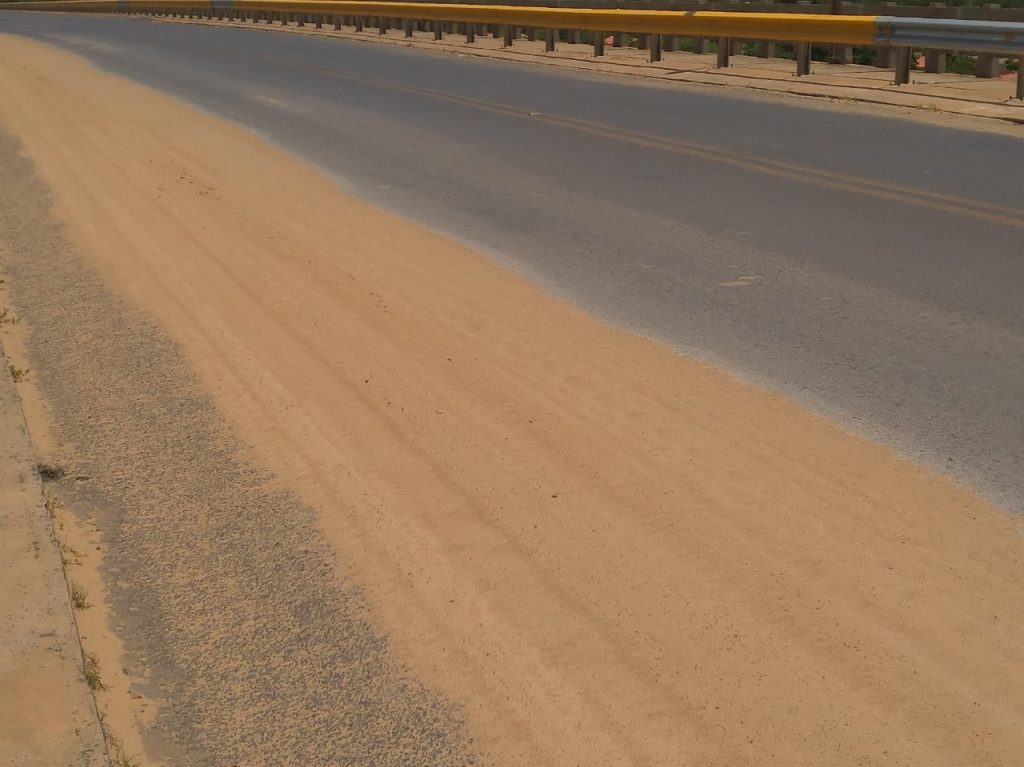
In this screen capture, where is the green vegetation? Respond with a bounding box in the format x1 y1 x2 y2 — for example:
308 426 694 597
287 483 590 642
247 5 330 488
98 712 140 767
83 652 105 691
69 580 90 610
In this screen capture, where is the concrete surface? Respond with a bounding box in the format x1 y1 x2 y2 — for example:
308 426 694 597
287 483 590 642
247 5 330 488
0 338 107 767
0 12 1022 521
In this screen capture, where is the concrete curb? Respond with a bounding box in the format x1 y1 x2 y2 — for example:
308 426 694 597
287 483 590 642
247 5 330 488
0 340 107 767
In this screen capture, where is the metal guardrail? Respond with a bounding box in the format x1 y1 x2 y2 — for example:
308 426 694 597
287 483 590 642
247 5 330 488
1 1 885 42
4 1 1022 97
878 16 1024 55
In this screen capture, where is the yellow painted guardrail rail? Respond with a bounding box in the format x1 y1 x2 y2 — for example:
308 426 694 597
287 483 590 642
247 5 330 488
0 1 884 45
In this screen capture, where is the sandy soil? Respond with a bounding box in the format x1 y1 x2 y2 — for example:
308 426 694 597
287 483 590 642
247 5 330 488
0 33 1022 767
0 128 473 766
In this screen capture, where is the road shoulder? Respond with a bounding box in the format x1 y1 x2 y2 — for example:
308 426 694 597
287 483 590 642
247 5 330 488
0 334 106 767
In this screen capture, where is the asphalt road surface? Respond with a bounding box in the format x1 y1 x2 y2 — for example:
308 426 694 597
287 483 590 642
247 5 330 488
3 11 1022 514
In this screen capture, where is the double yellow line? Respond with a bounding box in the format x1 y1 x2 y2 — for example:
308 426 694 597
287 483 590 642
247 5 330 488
259 54 1024 230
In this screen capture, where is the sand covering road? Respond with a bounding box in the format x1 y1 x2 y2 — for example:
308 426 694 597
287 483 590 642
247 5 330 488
0 33 1022 766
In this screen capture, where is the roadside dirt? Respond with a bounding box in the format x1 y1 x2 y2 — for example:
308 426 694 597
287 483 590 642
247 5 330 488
0 33 1022 767
0 76 474 767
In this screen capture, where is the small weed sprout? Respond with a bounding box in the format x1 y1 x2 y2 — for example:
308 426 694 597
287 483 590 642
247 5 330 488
83 652 105 691
69 581 90 610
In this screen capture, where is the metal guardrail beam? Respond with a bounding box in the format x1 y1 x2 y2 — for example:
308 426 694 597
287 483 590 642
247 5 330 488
3 1 883 44
4 1 1023 64
877 16 1024 54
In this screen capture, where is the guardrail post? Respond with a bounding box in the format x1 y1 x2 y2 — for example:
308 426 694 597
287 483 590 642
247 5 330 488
975 54 1000 78
503 25 513 47
402 18 412 37
649 34 662 63
1017 63 1023 99
356 16 364 32
924 51 946 73
379 17 388 35
526 28 536 42
434 20 442 40
694 38 710 55
874 47 892 69
332 15 339 30
545 28 556 52
828 45 852 65
716 38 730 68
594 32 605 57
795 41 811 76
465 22 474 42
893 47 912 85
664 36 676 53
612 33 623 48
